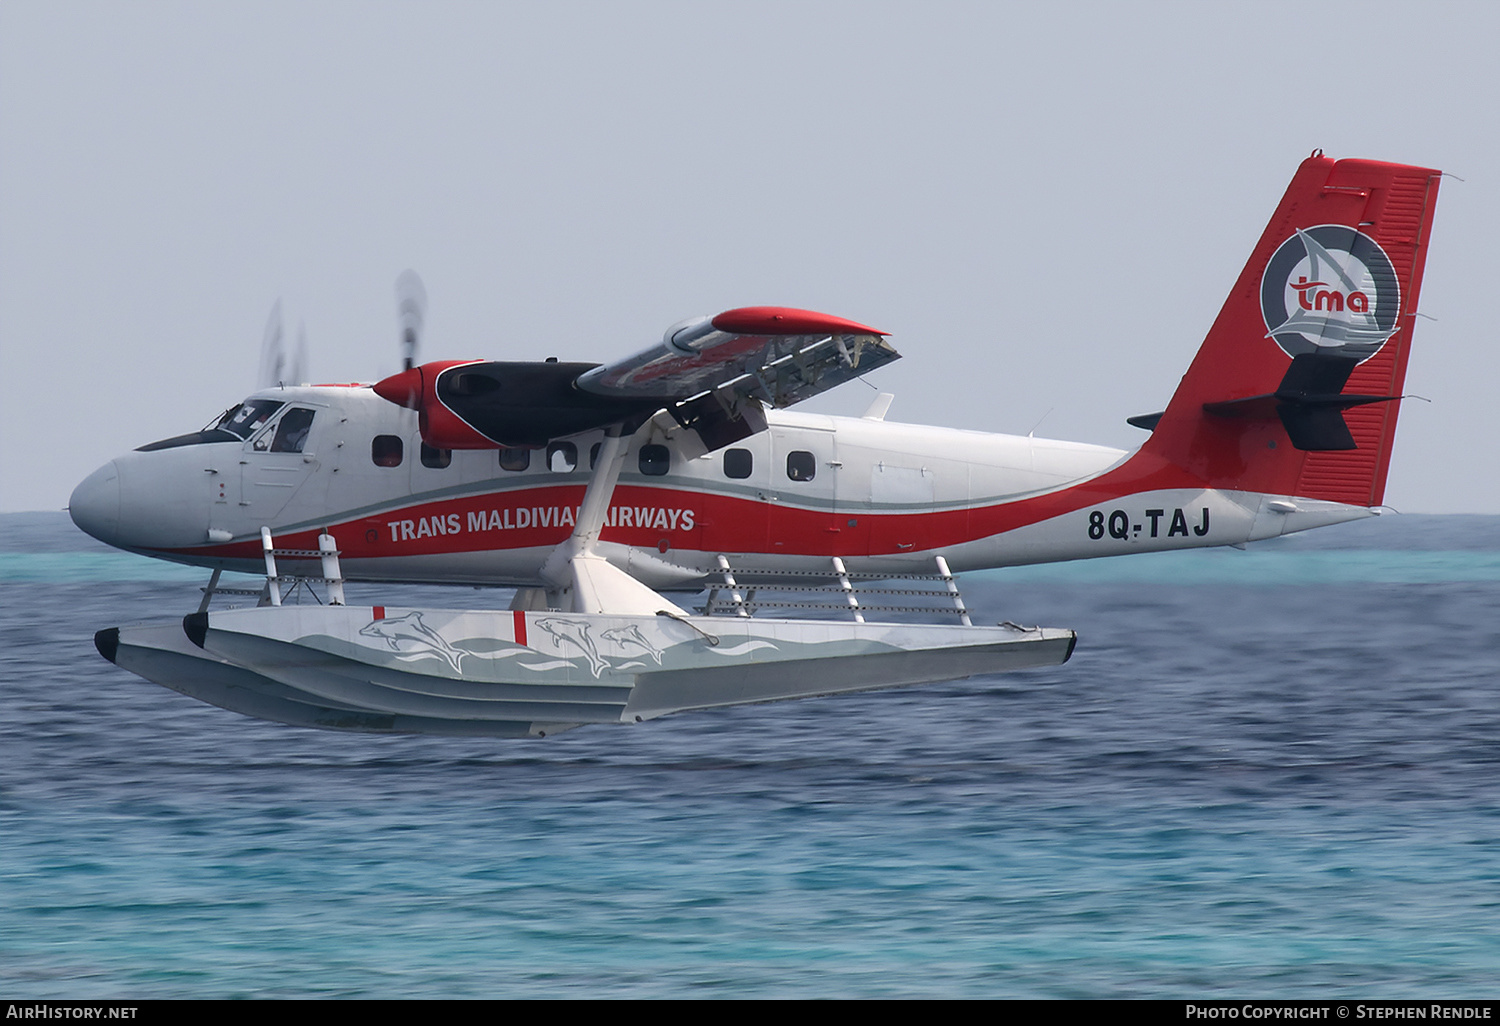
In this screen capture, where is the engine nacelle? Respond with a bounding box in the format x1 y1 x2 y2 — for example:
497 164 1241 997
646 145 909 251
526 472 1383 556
373 360 664 449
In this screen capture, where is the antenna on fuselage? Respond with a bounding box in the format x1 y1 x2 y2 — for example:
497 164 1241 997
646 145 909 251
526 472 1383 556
396 270 427 372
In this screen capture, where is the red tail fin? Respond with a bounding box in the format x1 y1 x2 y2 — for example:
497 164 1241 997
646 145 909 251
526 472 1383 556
1141 154 1441 507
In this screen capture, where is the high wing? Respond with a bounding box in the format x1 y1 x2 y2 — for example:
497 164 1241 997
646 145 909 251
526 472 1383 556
577 306 896 406
372 306 899 451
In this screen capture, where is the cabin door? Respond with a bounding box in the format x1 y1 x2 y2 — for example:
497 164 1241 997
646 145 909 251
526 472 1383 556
766 423 842 560
239 406 322 521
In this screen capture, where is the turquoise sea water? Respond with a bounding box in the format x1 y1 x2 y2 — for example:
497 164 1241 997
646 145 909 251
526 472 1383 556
2 513 1497 998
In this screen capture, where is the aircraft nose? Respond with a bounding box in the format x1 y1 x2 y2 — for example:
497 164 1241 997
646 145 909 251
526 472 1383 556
70 460 121 546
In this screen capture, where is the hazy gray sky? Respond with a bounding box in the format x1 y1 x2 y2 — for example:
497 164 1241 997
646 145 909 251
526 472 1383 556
3 0 1497 512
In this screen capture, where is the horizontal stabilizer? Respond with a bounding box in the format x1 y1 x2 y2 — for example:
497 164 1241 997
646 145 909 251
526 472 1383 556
1203 353 1399 451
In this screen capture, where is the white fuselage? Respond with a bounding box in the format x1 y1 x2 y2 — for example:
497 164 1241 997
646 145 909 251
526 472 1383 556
69 384 1370 587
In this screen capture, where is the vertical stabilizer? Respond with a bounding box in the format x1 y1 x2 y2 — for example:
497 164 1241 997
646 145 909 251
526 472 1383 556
1141 154 1441 507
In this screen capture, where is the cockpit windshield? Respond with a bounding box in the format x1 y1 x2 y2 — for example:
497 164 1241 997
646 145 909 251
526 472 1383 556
212 399 286 440
135 399 289 450
136 399 290 452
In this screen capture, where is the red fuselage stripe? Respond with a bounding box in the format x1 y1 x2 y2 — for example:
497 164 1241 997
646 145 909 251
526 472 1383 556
152 454 1202 564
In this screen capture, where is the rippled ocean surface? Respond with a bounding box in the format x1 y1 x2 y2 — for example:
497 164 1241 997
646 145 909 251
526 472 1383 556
3 512 1497 998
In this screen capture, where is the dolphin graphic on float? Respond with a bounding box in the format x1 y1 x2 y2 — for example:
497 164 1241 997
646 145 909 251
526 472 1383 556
534 617 611 678
358 611 466 674
602 623 664 665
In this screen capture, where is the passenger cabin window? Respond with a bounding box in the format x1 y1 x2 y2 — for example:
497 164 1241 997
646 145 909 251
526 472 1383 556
267 408 315 453
420 443 452 469
723 448 753 479
547 442 578 473
639 444 670 476
499 448 531 472
372 435 403 467
590 442 601 469
786 450 816 482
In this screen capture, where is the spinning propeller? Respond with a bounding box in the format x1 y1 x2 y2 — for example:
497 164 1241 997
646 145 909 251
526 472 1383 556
256 300 308 389
376 270 430 409
396 269 427 373
253 272 425 394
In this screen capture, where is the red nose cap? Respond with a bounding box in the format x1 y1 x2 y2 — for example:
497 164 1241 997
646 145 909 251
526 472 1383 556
373 367 423 409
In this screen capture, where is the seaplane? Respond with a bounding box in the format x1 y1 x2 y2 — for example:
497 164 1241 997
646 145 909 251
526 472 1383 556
74 153 1442 737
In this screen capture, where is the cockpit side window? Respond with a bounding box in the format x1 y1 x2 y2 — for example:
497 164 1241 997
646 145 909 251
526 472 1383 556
214 399 285 440
268 408 316 453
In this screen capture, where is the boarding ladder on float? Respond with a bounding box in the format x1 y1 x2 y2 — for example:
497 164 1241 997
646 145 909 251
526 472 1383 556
702 554 972 626
196 526 347 611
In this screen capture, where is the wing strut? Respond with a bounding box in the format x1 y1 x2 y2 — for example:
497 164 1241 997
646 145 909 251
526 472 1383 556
536 425 687 616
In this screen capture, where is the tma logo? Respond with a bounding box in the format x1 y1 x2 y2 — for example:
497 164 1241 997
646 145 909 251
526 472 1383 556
1260 225 1400 362
1288 275 1370 314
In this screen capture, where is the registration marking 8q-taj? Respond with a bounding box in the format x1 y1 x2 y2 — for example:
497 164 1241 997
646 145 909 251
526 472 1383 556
1087 506 1210 541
